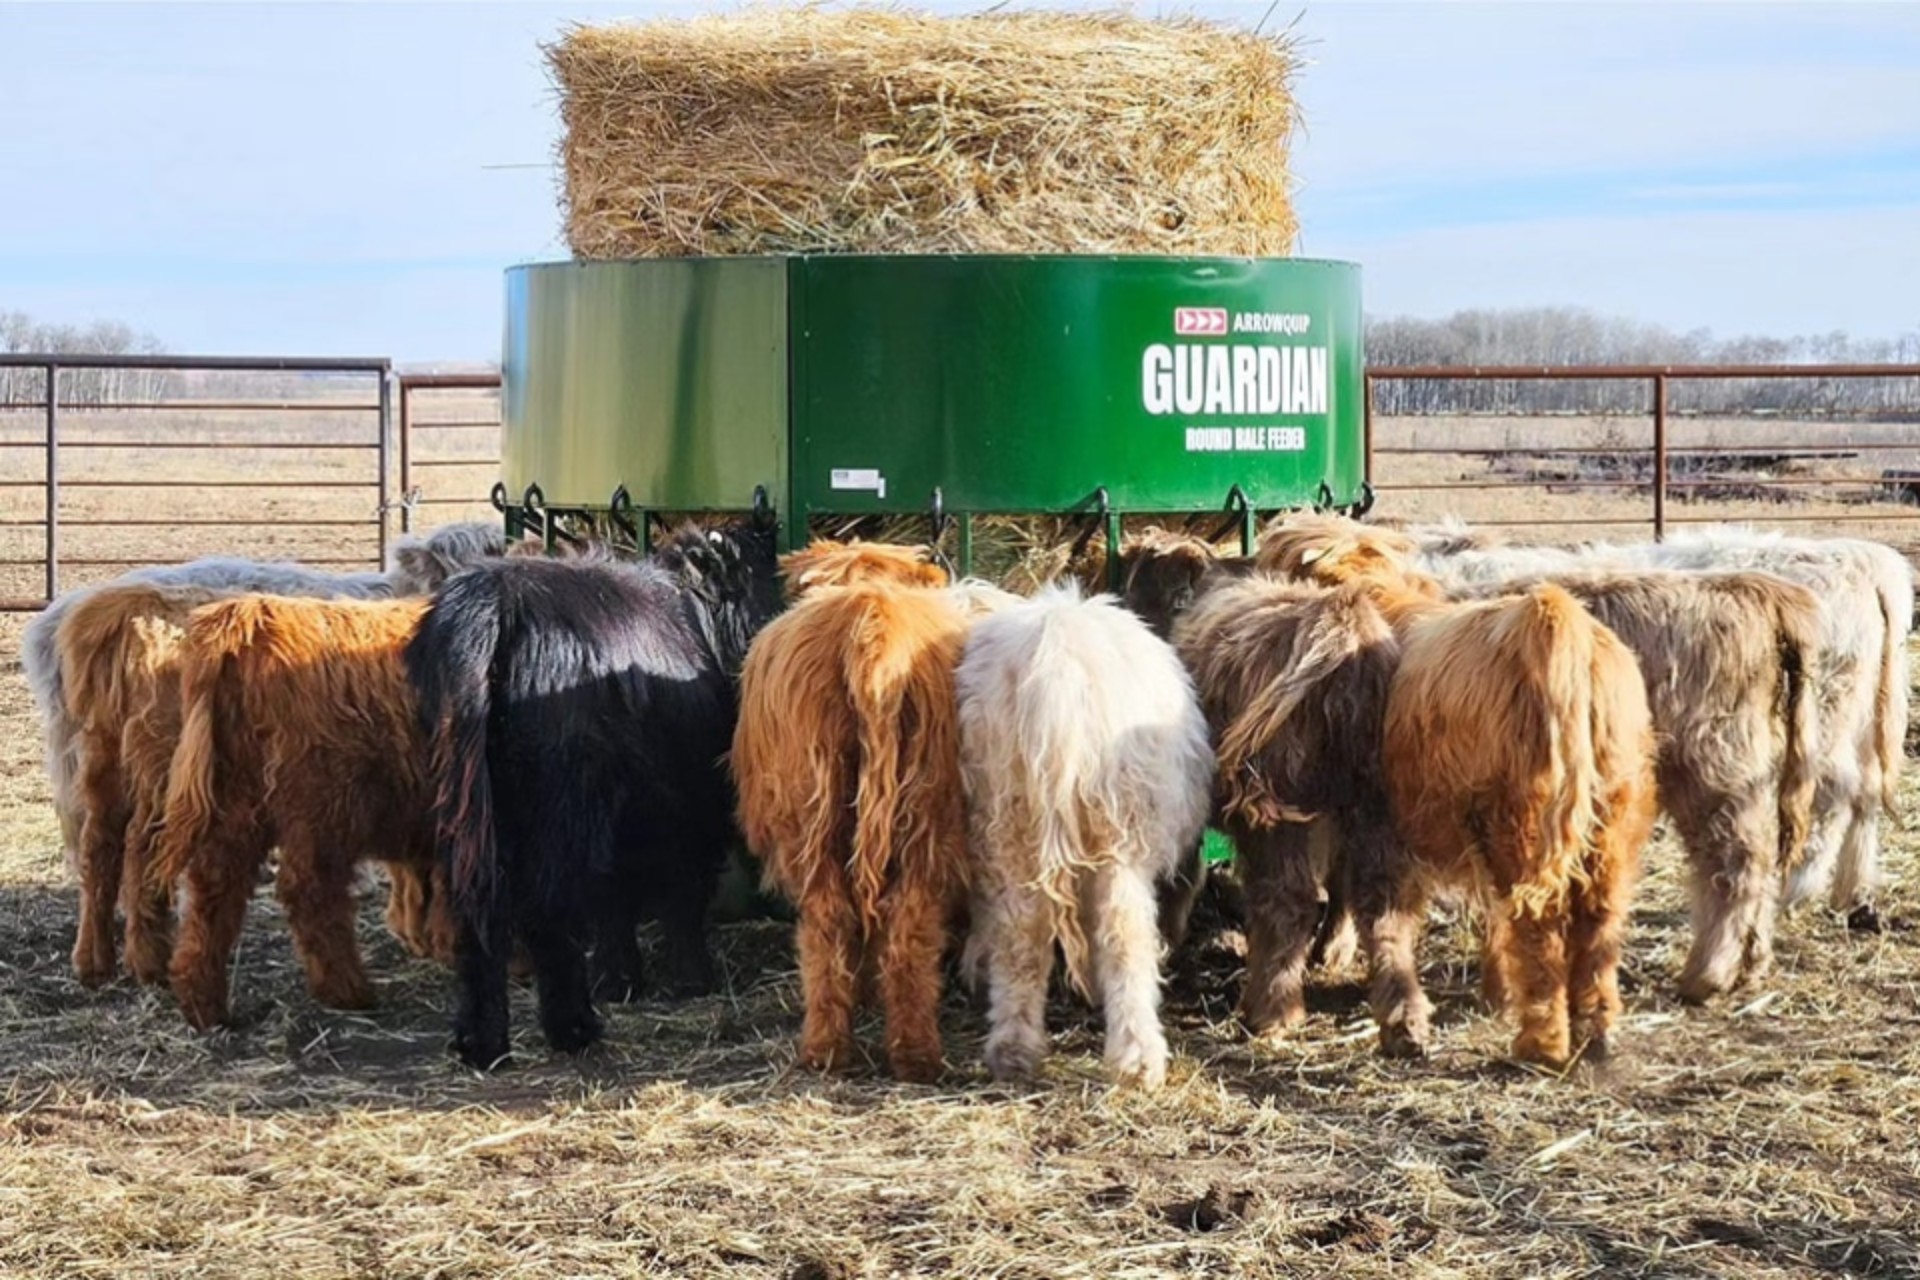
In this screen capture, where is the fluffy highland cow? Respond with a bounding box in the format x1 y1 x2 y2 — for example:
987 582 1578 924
407 523 783 1070
955 583 1213 1088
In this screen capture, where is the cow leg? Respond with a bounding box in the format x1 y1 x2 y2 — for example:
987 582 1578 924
1567 868 1633 1063
382 862 434 959
1237 822 1321 1038
652 836 721 998
978 873 1054 1083
1155 835 1208 959
1831 795 1883 921
1570 783 1651 1061
877 880 950 1084
119 788 176 986
1675 797 1775 1003
1087 862 1171 1089
451 867 517 1071
1500 899 1573 1069
794 888 861 1074
1306 816 1359 974
589 874 646 1004
1343 813 1432 1059
169 823 270 1030
276 833 376 1011
524 908 603 1057
72 750 131 987
1479 909 1512 1016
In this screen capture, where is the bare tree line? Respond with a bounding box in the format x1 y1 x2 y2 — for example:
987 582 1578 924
0 311 179 405
6 303 1918 418
1367 306 1920 417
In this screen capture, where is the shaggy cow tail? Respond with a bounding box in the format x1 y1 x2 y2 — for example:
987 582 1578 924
1872 574 1906 817
149 608 256 893
1518 585 1601 917
1214 619 1364 830
847 602 915 933
1774 598 1821 873
1028 620 1105 1001
408 583 502 927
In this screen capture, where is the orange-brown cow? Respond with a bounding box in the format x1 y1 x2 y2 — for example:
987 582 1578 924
731 543 976 1082
1260 515 1658 1068
152 594 440 1030
57 583 229 987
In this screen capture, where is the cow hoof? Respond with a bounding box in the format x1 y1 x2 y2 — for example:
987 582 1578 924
798 1034 856 1074
1377 1024 1429 1060
452 1032 512 1072
176 996 230 1033
890 1050 946 1084
73 960 114 989
544 1009 604 1056
664 965 717 1000
1511 1033 1572 1072
591 973 644 1005
315 981 378 1012
1573 1031 1613 1065
125 941 173 987
1847 904 1884 934
984 1032 1045 1083
72 945 114 989
1240 1001 1307 1042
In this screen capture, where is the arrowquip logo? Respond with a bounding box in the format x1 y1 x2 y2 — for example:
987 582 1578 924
1173 307 1228 336
1143 307 1329 451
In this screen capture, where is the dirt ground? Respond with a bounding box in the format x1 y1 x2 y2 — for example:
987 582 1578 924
3 615 1919 1277
2 403 1918 1276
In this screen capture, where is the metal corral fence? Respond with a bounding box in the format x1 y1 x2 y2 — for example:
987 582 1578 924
1364 363 1920 549
0 354 393 611
394 373 505 535
5 358 1920 611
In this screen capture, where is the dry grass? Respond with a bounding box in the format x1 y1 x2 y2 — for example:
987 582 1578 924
3 403 1918 1274
1372 413 1920 557
3 600 1919 1276
547 6 1300 259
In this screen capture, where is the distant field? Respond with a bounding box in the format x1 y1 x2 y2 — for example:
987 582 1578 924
0 388 502 601
1371 412 1920 554
3 403 1918 603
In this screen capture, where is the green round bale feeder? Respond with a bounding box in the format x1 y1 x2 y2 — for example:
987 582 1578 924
498 252 1367 558
498 251 1366 870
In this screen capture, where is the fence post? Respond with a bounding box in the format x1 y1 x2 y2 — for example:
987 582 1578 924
1652 372 1668 541
376 365 393 568
44 361 59 603
1363 373 1376 486
397 376 414 536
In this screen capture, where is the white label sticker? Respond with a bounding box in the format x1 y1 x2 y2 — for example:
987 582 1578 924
830 468 887 498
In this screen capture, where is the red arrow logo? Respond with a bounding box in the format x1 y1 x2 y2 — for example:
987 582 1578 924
1174 307 1228 336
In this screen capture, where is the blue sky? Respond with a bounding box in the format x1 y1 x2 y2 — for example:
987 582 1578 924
1 0 1916 362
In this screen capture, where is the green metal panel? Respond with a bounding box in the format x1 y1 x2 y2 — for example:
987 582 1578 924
501 259 788 511
788 255 1363 518
500 255 1363 539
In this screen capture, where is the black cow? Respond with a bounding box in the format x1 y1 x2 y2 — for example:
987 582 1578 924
406 520 784 1069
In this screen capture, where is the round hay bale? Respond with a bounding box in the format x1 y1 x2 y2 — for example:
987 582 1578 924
547 5 1302 258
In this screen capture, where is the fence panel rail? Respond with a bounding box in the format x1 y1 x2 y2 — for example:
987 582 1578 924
0 354 392 610
4 359 1917 611
1365 363 1920 550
